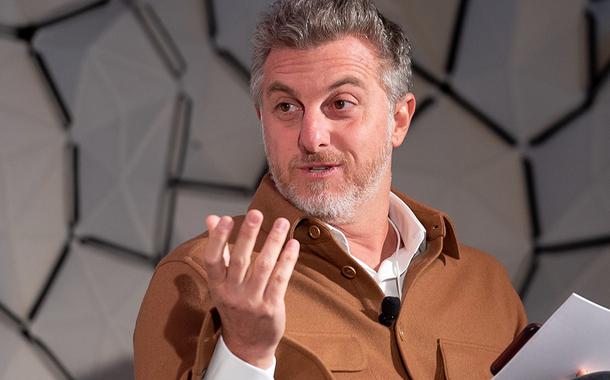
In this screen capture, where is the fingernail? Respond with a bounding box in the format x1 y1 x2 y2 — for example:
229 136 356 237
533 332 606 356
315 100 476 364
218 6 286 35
218 216 232 230
286 239 299 251
247 210 262 224
275 218 288 231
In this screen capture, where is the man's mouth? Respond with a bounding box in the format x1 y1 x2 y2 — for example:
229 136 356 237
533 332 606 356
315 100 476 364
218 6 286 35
309 166 332 172
299 163 339 174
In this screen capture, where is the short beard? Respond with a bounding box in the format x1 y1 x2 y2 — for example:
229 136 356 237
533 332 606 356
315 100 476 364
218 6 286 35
264 125 393 225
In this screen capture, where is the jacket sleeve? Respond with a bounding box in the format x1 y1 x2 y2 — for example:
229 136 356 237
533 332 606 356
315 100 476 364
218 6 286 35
133 258 219 380
499 262 528 339
511 283 529 338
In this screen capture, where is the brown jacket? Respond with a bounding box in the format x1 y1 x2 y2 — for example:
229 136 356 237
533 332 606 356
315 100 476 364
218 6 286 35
134 175 527 379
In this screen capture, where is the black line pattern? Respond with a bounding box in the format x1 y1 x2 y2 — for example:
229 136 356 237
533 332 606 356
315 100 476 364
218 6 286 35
412 63 518 146
27 242 72 322
133 2 187 78
444 0 470 75
0 301 25 331
30 51 71 127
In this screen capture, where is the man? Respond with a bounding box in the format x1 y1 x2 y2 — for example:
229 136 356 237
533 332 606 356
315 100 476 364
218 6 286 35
133 0 527 378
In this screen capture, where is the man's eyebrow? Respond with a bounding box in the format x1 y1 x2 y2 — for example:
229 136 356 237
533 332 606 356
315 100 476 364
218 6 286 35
266 76 365 97
267 82 298 97
328 76 365 91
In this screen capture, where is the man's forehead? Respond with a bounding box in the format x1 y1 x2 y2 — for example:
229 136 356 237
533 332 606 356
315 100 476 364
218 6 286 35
265 35 379 65
261 36 383 95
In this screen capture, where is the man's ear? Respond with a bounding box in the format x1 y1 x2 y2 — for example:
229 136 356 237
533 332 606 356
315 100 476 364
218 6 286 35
255 104 262 120
391 92 416 148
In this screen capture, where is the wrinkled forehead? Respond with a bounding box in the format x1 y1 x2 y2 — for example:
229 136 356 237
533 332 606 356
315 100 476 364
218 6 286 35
261 36 387 97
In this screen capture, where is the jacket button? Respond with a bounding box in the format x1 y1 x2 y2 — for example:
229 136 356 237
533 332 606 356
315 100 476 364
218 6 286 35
308 225 321 239
341 265 356 279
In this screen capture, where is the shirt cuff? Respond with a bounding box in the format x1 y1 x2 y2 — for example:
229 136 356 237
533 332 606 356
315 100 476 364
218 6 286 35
202 336 276 380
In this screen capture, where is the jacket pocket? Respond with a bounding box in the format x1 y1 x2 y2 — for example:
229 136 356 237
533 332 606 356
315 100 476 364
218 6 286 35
438 338 502 380
291 332 367 372
275 332 367 380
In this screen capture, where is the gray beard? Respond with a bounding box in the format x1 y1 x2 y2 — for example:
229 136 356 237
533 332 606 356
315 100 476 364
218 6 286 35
265 141 392 225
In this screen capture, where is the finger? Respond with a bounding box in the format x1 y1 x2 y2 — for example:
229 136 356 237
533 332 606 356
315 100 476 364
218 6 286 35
263 239 299 304
206 214 221 231
226 209 263 283
576 369 588 377
202 215 233 283
247 217 290 294
206 215 231 266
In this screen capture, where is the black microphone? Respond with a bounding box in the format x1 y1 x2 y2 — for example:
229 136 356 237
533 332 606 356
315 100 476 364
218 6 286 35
378 296 400 326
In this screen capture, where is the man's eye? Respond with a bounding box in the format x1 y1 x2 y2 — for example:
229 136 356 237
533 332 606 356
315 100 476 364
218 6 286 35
277 102 296 112
332 99 354 110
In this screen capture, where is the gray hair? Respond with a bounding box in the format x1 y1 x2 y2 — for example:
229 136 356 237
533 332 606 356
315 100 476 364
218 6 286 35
250 0 413 107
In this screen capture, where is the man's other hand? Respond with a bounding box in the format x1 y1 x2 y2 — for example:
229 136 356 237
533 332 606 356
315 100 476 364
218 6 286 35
575 370 610 380
202 210 300 369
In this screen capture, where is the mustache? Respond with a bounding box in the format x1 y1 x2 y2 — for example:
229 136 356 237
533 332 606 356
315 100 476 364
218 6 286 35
289 152 348 168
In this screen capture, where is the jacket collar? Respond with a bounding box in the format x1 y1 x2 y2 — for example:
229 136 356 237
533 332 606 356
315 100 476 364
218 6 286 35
390 187 460 259
248 174 460 260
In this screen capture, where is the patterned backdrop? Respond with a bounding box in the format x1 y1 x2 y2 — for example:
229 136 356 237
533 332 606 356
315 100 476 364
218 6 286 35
0 0 609 378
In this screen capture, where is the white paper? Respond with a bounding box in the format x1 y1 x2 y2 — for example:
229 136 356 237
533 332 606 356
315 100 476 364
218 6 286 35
493 293 610 380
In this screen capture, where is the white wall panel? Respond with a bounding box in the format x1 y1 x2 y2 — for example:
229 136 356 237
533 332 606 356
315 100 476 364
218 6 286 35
30 242 153 379
0 37 69 318
452 0 588 143
376 0 461 80
148 0 267 189
532 76 610 245
0 318 63 379
0 0 94 26
524 246 610 323
33 1 178 257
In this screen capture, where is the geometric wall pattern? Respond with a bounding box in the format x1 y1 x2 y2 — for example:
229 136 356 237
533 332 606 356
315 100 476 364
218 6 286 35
0 0 608 378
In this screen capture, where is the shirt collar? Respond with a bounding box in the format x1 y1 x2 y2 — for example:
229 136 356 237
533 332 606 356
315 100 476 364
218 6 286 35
322 192 427 279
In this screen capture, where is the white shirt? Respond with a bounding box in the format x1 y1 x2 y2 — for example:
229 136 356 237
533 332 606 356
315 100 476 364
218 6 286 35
203 193 427 379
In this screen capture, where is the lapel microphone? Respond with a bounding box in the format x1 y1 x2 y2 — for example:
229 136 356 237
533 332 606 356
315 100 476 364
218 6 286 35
378 296 401 326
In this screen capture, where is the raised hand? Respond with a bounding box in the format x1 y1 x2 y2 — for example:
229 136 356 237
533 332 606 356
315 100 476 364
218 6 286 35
202 209 300 369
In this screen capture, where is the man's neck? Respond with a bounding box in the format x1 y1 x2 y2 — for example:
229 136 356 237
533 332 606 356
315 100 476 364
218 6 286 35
332 182 397 271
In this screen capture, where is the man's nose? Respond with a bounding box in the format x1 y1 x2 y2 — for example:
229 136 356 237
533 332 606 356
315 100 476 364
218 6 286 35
298 109 330 153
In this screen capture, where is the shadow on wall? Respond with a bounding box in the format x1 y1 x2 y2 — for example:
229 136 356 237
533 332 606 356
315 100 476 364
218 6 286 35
81 359 134 380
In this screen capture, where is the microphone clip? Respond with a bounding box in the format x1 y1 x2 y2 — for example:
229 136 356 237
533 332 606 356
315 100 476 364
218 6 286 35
378 296 400 326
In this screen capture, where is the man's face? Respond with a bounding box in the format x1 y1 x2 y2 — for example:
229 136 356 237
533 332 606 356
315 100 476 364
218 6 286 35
258 36 412 223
